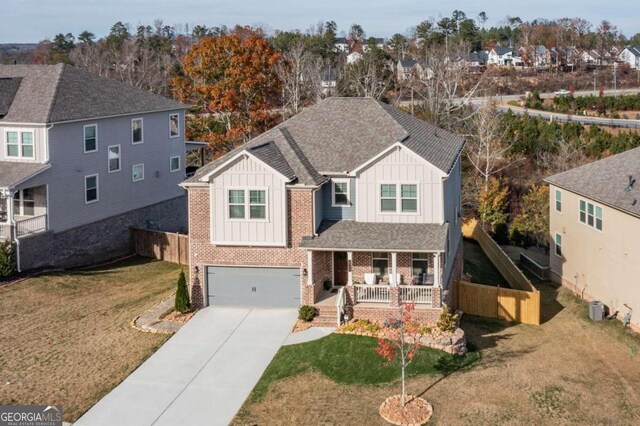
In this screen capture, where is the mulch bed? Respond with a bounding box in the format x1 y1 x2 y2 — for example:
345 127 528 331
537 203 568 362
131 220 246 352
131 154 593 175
163 310 195 323
379 395 433 426
292 319 313 333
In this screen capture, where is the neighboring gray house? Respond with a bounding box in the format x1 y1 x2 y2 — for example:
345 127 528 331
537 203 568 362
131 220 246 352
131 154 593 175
619 46 640 69
183 98 464 326
0 64 189 270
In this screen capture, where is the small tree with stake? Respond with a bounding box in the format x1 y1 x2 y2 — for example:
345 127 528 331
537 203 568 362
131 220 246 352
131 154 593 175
376 302 424 407
175 270 190 313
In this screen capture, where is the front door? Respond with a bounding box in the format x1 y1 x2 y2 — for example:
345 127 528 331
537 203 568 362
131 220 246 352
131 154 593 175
334 252 348 285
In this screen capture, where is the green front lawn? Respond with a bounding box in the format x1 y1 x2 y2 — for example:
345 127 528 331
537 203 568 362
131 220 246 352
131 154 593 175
250 333 479 402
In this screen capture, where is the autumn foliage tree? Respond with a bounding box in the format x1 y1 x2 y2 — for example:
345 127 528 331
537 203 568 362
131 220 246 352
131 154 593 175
510 184 549 247
478 177 509 233
376 303 425 407
172 28 282 154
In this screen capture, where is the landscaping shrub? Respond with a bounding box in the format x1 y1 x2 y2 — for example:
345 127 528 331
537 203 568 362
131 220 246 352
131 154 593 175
175 270 190 313
298 305 316 321
323 280 332 290
0 240 16 277
340 319 381 334
437 305 459 332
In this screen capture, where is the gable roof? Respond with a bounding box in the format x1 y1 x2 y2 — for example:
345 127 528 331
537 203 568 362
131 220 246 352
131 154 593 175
493 47 515 56
545 147 640 219
624 46 640 58
0 77 21 117
399 59 418 68
185 98 464 187
0 64 187 124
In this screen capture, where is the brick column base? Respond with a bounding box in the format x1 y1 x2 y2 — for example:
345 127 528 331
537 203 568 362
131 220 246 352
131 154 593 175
432 287 442 308
389 286 400 307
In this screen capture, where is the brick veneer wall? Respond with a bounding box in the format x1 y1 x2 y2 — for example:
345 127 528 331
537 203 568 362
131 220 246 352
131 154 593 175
187 186 316 308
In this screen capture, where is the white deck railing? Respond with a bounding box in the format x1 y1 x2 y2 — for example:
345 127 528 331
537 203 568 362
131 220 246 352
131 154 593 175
354 285 390 303
399 285 433 304
15 215 47 237
0 223 11 240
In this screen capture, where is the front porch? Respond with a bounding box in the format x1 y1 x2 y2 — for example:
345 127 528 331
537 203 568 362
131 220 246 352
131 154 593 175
0 185 48 240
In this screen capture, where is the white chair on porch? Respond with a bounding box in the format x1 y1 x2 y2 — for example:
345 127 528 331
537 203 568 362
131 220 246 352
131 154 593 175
364 273 377 285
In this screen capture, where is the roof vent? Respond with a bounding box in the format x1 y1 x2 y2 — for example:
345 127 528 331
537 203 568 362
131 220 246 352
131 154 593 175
625 175 636 192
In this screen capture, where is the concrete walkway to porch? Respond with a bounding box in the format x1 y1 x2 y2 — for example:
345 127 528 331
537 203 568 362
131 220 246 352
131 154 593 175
283 327 335 345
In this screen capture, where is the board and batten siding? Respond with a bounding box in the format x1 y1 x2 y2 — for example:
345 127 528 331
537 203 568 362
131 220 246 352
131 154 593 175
441 155 462 286
23 110 186 232
355 146 446 224
210 155 287 246
322 178 356 221
0 125 48 163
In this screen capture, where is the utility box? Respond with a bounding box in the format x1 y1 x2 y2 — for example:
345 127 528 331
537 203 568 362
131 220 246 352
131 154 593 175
589 301 604 321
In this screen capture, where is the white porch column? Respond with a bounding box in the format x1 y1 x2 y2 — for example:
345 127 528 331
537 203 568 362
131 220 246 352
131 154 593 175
347 251 353 285
307 251 313 285
434 252 441 287
391 252 398 286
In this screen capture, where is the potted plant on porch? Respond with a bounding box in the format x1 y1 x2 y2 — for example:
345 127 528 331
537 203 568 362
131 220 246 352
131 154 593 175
377 302 433 425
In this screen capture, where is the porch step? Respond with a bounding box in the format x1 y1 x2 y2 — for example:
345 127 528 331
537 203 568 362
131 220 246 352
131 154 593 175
312 306 339 327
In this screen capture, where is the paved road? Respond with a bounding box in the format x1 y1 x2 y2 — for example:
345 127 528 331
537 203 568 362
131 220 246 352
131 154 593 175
75 307 297 426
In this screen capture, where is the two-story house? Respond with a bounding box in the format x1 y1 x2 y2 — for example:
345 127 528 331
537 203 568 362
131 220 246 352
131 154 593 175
183 98 464 325
0 64 189 271
546 147 640 332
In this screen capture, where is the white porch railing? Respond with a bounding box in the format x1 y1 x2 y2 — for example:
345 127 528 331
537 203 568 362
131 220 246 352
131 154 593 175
0 223 11 240
354 284 390 303
15 215 47 237
399 285 433 304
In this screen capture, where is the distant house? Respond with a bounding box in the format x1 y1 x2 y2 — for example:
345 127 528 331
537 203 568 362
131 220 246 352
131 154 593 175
619 46 640 69
487 47 520 66
468 51 488 68
321 68 337 94
346 51 363 64
335 37 349 53
0 64 189 271
581 49 602 66
396 59 431 81
546 147 640 332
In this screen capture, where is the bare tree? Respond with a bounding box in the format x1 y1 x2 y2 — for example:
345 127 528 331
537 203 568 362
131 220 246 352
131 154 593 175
275 41 324 116
341 52 392 99
464 102 522 189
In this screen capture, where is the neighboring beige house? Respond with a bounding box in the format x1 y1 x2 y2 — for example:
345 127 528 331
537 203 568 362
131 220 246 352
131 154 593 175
546 147 640 332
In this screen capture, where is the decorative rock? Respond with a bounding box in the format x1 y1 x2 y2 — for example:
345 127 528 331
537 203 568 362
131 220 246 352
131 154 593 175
379 395 433 426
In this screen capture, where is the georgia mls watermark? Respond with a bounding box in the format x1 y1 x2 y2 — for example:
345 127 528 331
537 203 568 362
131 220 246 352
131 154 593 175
0 405 62 426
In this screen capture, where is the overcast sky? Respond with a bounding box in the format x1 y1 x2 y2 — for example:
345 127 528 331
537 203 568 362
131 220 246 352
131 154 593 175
1 0 637 43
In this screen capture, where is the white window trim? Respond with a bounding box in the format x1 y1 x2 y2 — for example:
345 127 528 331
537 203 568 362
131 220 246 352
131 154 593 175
131 118 144 145
378 182 420 215
132 163 145 182
225 187 269 222
169 113 180 139
554 189 562 213
331 178 351 208
554 233 562 257
170 155 181 173
83 124 98 153
578 198 603 232
372 252 390 276
5 130 35 160
84 174 99 204
107 145 121 173
13 189 35 217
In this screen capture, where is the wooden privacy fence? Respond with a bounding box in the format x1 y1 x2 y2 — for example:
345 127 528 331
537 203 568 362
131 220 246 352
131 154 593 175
459 219 541 325
453 281 541 325
131 227 188 265
462 219 536 292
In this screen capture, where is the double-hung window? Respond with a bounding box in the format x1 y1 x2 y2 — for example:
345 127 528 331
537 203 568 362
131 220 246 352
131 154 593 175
13 189 35 216
85 175 98 204
332 179 350 206
372 252 389 276
380 183 418 213
555 189 562 212
132 118 143 144
6 131 34 159
579 199 602 231
555 233 562 257
170 156 180 172
228 189 268 220
84 124 97 152
412 253 429 276
169 114 179 138
108 145 121 172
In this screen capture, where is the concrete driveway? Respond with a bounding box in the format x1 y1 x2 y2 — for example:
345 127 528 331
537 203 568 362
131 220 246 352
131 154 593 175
75 307 297 426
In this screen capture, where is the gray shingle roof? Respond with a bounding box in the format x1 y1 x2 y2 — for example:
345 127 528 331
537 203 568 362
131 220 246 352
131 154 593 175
0 161 50 188
494 47 515 56
399 59 418 68
0 78 21 117
248 141 296 181
0 64 187 123
545 147 640 218
185 97 464 186
299 220 449 251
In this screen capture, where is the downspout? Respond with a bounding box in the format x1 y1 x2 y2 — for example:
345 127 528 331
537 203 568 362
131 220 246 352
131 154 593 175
45 123 53 163
8 189 21 272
